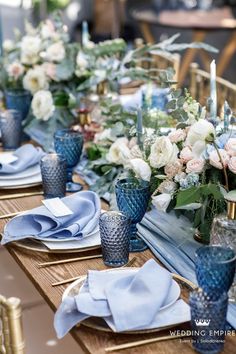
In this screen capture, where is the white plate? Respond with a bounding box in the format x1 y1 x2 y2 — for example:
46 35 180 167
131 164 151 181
63 268 181 312
0 164 41 180
0 172 42 189
35 226 100 243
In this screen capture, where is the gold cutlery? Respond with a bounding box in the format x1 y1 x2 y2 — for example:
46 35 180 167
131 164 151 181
0 191 43 200
0 210 29 219
51 257 137 287
105 333 191 352
172 274 198 290
38 254 103 268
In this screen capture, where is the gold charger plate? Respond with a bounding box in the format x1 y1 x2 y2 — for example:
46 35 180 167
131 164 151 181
63 268 197 334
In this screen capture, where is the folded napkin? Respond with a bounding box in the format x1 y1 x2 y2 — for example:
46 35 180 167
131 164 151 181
54 259 190 338
2 191 101 244
0 144 44 174
137 208 236 329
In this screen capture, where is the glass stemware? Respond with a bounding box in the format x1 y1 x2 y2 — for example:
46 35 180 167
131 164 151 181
115 177 150 252
54 129 84 192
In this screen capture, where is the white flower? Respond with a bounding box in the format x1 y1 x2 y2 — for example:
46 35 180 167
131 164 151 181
41 20 56 39
225 138 236 157
45 41 65 62
23 66 49 94
42 62 57 81
152 193 172 212
85 40 95 49
186 158 205 174
21 36 41 65
149 136 179 169
76 52 88 69
7 62 24 80
130 159 151 182
94 128 113 142
209 149 230 170
168 129 186 143
186 119 215 147
158 180 177 194
106 137 131 165
3 39 14 52
228 157 236 174
32 90 55 121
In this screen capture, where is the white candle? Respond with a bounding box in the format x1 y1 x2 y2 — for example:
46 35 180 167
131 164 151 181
210 60 217 120
82 21 89 47
137 108 143 148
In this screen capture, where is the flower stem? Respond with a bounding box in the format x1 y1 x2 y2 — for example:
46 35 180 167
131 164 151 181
212 141 229 192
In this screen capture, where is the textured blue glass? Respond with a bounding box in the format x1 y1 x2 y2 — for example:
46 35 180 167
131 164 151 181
115 178 150 252
0 110 22 150
40 154 67 199
54 129 84 192
190 290 228 354
99 211 130 267
195 246 236 297
5 90 31 121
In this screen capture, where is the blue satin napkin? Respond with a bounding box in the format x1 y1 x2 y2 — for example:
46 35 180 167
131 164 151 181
54 259 190 338
0 144 44 174
1 191 101 245
137 209 236 329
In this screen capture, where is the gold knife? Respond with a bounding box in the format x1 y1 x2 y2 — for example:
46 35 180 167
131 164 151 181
0 210 29 219
0 191 43 200
38 254 103 268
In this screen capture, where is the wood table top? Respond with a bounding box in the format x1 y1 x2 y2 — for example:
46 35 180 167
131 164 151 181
0 186 235 353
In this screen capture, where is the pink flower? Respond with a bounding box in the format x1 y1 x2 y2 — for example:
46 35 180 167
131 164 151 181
186 158 205 174
228 157 236 174
164 159 183 178
7 62 24 80
225 138 236 157
43 62 57 81
168 129 186 143
180 146 193 163
209 149 230 170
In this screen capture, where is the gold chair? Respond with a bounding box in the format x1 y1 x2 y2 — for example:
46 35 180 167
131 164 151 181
0 295 25 354
190 62 236 114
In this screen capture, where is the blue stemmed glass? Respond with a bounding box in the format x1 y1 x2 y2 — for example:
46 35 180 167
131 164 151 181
115 177 150 252
54 129 84 192
195 246 236 297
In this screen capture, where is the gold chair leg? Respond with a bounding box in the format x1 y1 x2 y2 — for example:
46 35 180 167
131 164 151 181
140 22 155 44
217 30 236 77
6 298 25 354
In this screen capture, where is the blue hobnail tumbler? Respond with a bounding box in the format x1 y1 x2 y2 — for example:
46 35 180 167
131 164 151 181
189 290 228 354
5 90 31 121
99 211 130 267
54 129 84 193
115 177 150 252
195 246 236 297
0 110 22 150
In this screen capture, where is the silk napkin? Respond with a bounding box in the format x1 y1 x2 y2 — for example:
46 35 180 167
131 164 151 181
2 191 101 244
54 259 190 338
0 144 44 174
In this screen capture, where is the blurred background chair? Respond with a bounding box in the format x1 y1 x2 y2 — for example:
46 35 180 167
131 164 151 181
190 62 236 114
0 295 25 354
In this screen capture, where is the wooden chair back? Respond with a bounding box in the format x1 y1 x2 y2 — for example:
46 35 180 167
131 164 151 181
190 62 236 114
0 295 25 354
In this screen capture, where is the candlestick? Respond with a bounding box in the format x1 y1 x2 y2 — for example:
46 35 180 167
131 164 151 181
82 21 89 47
210 60 217 120
137 108 143 148
224 101 231 132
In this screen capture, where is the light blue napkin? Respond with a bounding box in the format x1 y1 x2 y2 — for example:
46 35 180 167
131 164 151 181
137 208 236 329
54 259 190 338
0 144 44 174
2 191 101 244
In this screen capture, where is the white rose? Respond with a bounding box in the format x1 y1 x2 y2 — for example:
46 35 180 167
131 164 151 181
209 149 230 170
94 128 113 142
7 62 24 80
45 41 65 62
228 157 236 174
180 146 193 163
3 39 14 52
32 90 55 121
130 159 151 182
41 20 56 39
42 62 57 81
23 66 49 94
225 138 236 157
152 193 172 212
85 40 95 49
149 136 179 169
130 144 143 159
168 129 186 143
186 158 205 174
106 137 131 165
21 36 41 65
76 52 89 69
158 180 177 194
186 119 215 147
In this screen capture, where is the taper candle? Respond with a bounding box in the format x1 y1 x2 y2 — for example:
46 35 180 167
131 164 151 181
210 60 217 120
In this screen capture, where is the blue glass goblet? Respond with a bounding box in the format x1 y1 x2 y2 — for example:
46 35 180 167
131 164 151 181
54 129 84 192
195 246 236 297
189 290 228 354
115 177 150 252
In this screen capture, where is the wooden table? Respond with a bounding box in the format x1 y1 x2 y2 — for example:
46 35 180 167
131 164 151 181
0 186 235 353
133 7 236 85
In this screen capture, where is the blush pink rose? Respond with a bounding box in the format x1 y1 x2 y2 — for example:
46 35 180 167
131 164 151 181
180 146 193 163
168 129 186 143
225 138 236 157
164 159 183 178
228 157 236 174
186 158 205 174
209 149 230 169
